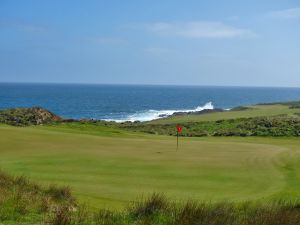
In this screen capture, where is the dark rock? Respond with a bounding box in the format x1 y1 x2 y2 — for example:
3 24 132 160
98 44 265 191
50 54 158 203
158 114 168 118
230 106 252 111
171 108 224 117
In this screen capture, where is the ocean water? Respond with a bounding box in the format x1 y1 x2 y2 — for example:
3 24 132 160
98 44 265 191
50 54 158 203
1 83 300 122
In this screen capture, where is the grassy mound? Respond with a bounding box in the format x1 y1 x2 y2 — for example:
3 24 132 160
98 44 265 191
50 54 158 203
0 107 62 126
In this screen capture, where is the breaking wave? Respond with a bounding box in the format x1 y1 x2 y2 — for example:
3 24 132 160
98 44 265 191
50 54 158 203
105 102 214 122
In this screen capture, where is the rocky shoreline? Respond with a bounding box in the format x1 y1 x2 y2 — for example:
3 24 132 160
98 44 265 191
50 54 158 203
163 108 224 117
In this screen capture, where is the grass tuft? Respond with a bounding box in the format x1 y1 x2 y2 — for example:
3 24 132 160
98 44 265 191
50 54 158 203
130 193 169 218
3 172 300 224
46 185 74 203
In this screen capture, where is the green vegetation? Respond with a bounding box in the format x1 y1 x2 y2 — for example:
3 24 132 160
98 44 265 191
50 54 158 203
150 103 300 124
2 175 300 225
121 115 300 137
116 102 300 137
1 102 300 224
0 170 75 224
1 124 300 209
41 103 300 138
1 103 300 138
0 107 62 126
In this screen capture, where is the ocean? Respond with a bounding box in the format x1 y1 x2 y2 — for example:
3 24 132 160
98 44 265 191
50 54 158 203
1 83 300 122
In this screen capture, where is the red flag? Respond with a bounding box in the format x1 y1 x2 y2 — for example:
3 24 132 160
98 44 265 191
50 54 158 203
176 125 182 133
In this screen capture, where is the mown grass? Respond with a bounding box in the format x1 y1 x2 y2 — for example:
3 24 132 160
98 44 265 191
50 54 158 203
44 120 141 138
1 124 300 209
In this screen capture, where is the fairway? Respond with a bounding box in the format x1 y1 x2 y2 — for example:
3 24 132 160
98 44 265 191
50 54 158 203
1 125 300 209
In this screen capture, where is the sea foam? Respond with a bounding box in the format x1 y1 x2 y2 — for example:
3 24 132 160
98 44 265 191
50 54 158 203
105 102 214 122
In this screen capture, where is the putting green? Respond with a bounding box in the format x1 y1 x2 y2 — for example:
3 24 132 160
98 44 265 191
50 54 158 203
0 125 300 209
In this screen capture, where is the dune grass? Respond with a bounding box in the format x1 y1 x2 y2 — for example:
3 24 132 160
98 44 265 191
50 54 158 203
2 175 300 225
0 170 75 224
1 124 300 209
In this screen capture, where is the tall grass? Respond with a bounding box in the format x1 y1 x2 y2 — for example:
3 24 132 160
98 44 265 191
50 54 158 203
0 170 75 224
46 194 300 225
2 171 300 224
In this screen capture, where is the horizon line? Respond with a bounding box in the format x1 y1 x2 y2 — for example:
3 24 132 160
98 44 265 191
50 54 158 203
1 81 300 89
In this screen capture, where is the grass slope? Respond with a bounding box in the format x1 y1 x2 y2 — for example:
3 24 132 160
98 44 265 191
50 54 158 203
150 104 300 124
1 124 300 209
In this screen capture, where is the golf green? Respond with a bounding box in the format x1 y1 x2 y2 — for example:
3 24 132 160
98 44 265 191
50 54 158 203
1 125 300 209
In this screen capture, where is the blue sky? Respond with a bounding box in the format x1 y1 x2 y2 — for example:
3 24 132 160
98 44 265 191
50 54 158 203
0 0 300 87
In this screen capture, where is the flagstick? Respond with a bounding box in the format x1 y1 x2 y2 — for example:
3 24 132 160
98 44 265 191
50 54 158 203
176 131 178 151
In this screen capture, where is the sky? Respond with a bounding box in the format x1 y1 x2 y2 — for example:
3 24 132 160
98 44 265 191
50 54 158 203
0 0 300 87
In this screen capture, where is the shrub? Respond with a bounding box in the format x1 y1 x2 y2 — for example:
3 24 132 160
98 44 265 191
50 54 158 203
129 193 169 218
46 185 74 203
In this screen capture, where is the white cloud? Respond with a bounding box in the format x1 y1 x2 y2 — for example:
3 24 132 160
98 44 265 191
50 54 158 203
268 7 300 19
145 22 255 39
